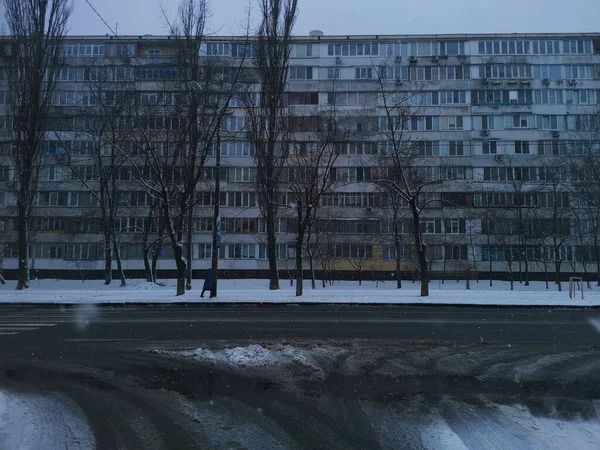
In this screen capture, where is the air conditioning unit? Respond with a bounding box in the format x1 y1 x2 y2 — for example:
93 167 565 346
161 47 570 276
395 79 403 86
365 207 373 215
335 56 342 65
552 131 560 138
542 78 551 85
494 155 504 163
556 79 564 85
480 129 490 137
409 56 417 63
569 79 578 86
431 56 439 63
491 80 502 85
481 78 489 84
394 55 402 63
520 80 531 85
506 80 518 85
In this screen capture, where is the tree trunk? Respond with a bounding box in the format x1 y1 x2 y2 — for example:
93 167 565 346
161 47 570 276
113 237 126 287
152 245 160 284
143 246 153 282
185 200 194 290
295 236 303 297
174 243 186 296
396 255 402 289
307 243 316 290
410 200 429 297
555 259 562 291
266 204 280 290
16 203 29 290
595 245 600 286
104 231 112 285
524 254 530 286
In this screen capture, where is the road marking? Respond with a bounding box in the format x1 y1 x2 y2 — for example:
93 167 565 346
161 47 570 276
0 323 56 336
62 338 148 342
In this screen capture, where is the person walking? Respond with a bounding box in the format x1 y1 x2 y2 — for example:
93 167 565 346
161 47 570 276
200 268 212 298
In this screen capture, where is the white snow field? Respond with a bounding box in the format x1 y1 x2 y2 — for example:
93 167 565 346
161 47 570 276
0 278 598 306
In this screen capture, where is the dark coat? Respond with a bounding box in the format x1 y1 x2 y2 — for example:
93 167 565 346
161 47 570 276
202 268 213 291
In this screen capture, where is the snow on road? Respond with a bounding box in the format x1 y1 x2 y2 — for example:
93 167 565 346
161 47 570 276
0 389 94 450
0 278 598 306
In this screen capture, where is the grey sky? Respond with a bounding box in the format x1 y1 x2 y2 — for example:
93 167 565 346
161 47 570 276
3 0 600 36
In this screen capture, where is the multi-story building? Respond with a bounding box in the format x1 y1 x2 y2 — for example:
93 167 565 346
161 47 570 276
0 32 599 279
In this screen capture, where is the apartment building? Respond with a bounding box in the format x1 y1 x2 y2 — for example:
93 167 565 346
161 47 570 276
0 32 599 278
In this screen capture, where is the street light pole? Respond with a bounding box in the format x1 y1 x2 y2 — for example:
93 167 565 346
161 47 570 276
210 125 221 298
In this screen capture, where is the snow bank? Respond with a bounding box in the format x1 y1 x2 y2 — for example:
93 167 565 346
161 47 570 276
178 344 346 372
0 278 598 306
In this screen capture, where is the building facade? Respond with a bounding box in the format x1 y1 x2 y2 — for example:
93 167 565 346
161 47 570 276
0 32 599 279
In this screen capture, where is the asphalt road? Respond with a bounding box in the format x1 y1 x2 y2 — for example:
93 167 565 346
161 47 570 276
1 304 600 449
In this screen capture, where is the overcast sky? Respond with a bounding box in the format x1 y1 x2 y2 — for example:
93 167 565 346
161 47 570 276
2 0 600 36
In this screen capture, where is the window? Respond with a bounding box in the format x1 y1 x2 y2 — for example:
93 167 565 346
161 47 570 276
515 141 530 154
537 140 566 156
440 91 466 105
226 244 256 259
327 67 340 79
355 67 373 79
482 141 497 155
444 218 466 234
564 65 593 79
65 243 101 260
537 115 563 130
285 92 319 106
421 219 442 234
147 50 160 58
294 43 313 57
222 141 254 156
445 244 468 261
566 90 597 105
205 42 231 56
226 191 256 207
439 66 470 80
441 116 464 131
329 244 373 259
328 42 379 56
222 116 245 131
564 40 593 54
30 243 64 259
289 66 313 80
228 167 256 182
440 41 465 56
108 42 136 57
63 42 105 57
446 141 469 156
508 114 533 129
534 90 564 105
533 65 562 80
473 115 502 131
231 43 257 58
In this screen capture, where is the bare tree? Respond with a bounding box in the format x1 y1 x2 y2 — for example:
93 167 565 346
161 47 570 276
120 0 244 296
373 76 444 297
286 109 346 296
4 0 72 289
245 0 298 290
55 68 135 286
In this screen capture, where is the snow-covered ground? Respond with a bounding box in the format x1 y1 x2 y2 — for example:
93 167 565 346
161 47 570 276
0 389 94 450
0 278 598 306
